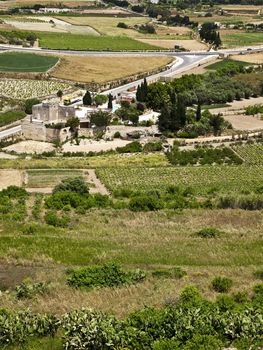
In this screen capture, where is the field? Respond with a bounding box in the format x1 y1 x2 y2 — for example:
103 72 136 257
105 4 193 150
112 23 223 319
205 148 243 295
231 52 263 64
0 79 70 99
0 208 262 317
206 58 252 70
59 16 149 37
96 165 263 195
232 142 263 164
26 169 83 188
51 55 173 83
37 32 160 51
221 30 263 48
0 110 26 127
0 52 58 72
0 0 95 10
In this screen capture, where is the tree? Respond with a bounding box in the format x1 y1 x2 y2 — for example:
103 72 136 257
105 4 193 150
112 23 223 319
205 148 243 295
65 117 80 132
57 90 63 101
90 111 111 128
196 102 201 121
53 177 89 194
176 94 186 128
24 98 40 114
94 94 108 106
209 113 225 136
108 94 113 109
136 85 142 102
83 91 92 106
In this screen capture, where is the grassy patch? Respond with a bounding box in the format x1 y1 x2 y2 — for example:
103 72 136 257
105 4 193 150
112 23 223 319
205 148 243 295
221 31 263 48
27 169 83 188
0 52 58 72
206 58 251 70
38 32 160 51
0 110 26 127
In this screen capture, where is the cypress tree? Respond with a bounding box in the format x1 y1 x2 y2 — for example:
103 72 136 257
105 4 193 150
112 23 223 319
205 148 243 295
108 93 113 109
196 102 201 122
136 85 142 102
177 94 186 127
83 90 92 106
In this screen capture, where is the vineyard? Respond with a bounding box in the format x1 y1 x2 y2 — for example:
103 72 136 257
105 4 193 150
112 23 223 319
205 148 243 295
96 165 263 194
0 79 71 99
232 143 263 165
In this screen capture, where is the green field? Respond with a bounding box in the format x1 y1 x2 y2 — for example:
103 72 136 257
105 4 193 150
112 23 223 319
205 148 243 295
37 32 160 51
0 52 58 72
96 165 263 194
27 169 83 188
0 110 26 127
221 31 263 48
206 58 252 70
232 143 263 164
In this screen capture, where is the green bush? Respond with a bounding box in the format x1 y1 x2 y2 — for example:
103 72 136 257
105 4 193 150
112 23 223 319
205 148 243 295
254 270 263 280
195 227 221 238
67 263 146 289
143 141 163 153
184 335 223 350
129 195 163 211
44 211 70 228
53 177 89 194
153 339 181 350
152 267 187 279
15 280 49 299
116 141 142 153
212 276 233 293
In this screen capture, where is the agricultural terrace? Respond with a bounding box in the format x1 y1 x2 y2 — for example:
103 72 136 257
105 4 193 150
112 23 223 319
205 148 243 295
232 142 263 164
0 79 70 99
37 32 160 51
26 169 84 188
52 56 173 84
0 52 58 72
59 16 150 37
96 165 263 195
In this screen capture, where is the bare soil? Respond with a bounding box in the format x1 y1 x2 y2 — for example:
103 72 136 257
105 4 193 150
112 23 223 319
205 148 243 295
0 169 24 190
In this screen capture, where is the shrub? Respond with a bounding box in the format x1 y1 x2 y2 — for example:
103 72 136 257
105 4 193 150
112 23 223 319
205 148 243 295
212 276 233 293
22 223 38 235
24 98 40 114
195 227 221 238
116 141 142 153
53 177 89 194
184 335 223 350
152 267 187 279
113 131 121 138
254 270 263 280
129 195 163 211
15 280 49 299
67 263 146 289
117 22 128 28
179 285 202 305
143 141 163 153
44 211 70 228
153 339 181 350
0 186 28 199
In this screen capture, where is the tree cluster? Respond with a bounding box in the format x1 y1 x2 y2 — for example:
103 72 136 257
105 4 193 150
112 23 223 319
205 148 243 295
199 22 221 47
136 78 148 102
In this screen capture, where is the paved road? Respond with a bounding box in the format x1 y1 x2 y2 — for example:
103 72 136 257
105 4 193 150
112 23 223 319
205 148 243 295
0 44 263 57
104 54 218 97
0 125 21 139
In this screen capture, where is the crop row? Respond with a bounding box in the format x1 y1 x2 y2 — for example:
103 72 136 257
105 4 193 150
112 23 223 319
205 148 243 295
232 143 263 164
96 165 263 194
0 79 70 99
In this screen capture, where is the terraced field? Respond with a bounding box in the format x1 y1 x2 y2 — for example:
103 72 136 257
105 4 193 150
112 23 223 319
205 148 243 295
232 142 263 164
96 165 263 194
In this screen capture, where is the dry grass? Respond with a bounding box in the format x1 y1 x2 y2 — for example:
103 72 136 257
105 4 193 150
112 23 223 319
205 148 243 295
0 209 262 317
231 52 263 64
0 170 23 190
58 16 149 37
137 38 207 50
51 55 172 83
